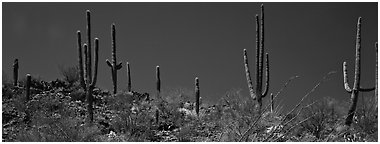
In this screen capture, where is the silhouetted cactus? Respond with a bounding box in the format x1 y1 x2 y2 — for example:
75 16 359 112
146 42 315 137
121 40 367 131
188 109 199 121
127 62 132 92
25 74 31 101
342 17 375 126
13 59 19 86
156 66 161 99
106 24 123 94
243 4 270 110
195 77 200 116
77 10 99 123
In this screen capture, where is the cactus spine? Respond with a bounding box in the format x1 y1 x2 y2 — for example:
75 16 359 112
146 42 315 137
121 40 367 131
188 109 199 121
127 62 132 92
156 66 161 99
25 74 31 101
77 10 99 123
195 77 200 116
243 4 269 110
13 59 19 86
106 24 123 94
342 17 375 126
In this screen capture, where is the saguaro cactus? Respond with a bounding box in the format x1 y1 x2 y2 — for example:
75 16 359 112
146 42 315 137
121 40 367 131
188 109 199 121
342 17 375 126
106 24 123 94
25 74 31 101
77 10 99 123
155 109 159 124
243 4 270 110
127 62 132 92
13 59 19 86
156 66 161 99
195 77 200 116
270 93 274 113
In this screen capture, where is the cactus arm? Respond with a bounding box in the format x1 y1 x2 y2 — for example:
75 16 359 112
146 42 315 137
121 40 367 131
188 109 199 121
116 62 123 70
106 59 113 67
244 49 256 100
343 62 353 93
359 87 375 92
261 53 269 97
91 38 99 87
77 31 86 89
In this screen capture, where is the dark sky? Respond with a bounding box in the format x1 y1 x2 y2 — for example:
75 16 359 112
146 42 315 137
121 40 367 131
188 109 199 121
2 2 377 112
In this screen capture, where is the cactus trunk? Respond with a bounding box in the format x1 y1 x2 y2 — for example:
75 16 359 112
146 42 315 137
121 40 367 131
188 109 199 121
342 17 375 126
195 77 200 116
106 24 122 94
13 59 19 86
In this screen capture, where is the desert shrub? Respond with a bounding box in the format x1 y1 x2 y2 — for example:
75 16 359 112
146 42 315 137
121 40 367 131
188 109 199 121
58 64 79 86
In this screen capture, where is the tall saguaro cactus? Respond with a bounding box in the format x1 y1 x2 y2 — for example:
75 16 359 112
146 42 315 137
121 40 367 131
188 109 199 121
13 59 19 86
342 17 375 126
77 10 99 123
106 24 123 94
243 4 270 110
195 77 200 116
156 66 161 99
127 62 132 92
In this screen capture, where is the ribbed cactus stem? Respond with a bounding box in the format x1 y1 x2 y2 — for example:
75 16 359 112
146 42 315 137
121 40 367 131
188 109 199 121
106 23 123 94
25 74 31 101
127 62 131 92
244 49 256 100
195 77 200 116
13 59 19 86
156 66 161 99
343 17 375 126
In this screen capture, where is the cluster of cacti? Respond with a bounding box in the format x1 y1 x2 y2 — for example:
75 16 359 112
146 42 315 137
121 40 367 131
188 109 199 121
13 59 19 86
243 4 270 110
106 24 123 94
77 10 99 123
195 77 200 116
342 17 376 126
